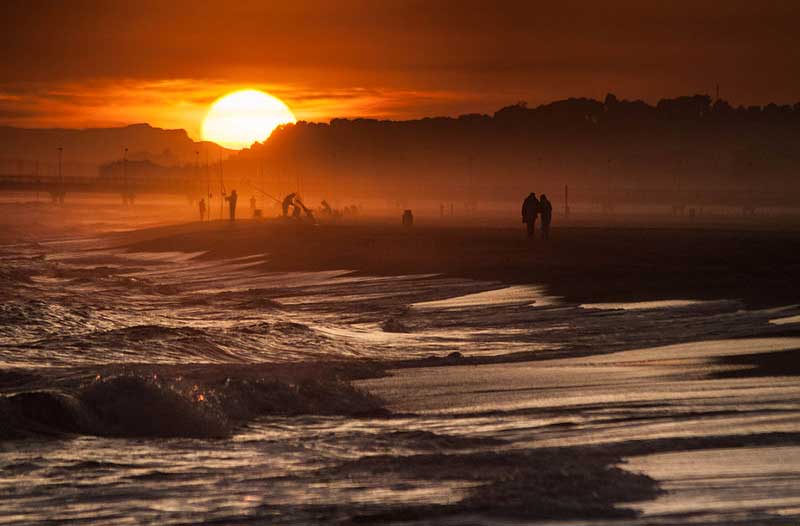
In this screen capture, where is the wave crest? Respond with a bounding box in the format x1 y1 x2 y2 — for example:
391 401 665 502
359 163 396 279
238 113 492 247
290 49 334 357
1 371 386 440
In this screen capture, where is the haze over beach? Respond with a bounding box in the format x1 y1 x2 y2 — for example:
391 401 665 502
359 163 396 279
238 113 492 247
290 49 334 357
2 2 800 525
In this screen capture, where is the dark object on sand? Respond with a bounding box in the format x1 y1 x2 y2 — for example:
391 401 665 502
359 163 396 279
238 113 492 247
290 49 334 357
402 209 414 227
521 193 539 238
381 317 409 333
447 351 463 360
294 197 316 223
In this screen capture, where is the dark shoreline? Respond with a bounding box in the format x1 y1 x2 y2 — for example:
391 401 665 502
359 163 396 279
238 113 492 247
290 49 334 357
115 220 800 309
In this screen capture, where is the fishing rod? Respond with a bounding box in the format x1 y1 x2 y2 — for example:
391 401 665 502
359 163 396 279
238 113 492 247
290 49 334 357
243 165 284 205
248 181 282 204
205 151 211 221
219 155 225 219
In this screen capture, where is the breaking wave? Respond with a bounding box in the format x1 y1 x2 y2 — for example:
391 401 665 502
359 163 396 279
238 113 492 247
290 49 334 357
0 371 386 440
0 267 36 284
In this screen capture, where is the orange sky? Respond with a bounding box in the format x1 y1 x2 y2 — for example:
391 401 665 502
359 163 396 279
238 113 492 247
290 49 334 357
1 1 799 140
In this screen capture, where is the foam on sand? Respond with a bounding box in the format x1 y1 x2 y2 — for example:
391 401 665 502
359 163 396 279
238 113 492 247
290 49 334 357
580 299 711 310
626 446 800 520
770 314 800 325
584 336 800 363
412 285 559 309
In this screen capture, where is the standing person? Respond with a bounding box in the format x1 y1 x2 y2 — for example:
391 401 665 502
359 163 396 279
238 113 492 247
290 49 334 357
521 192 540 238
225 189 238 221
198 197 206 221
540 194 553 239
250 195 257 213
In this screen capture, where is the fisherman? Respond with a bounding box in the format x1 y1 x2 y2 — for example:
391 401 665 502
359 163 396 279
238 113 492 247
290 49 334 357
198 197 206 221
225 189 238 221
539 194 553 239
250 195 256 211
321 200 333 216
282 192 297 217
521 192 540 238
294 197 316 223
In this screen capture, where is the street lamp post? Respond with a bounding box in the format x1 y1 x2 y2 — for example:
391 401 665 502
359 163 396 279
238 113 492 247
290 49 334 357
123 147 129 205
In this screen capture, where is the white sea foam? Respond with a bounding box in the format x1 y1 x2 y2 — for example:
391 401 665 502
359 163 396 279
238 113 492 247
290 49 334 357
770 314 800 325
581 299 710 310
412 285 560 309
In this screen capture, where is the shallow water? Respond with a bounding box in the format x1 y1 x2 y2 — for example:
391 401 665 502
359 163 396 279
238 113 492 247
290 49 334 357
626 446 800 523
360 337 800 525
1 233 799 524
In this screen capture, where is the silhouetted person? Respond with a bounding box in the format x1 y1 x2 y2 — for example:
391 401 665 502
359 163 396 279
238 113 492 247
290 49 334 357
521 192 540 238
282 192 297 217
540 194 553 239
249 195 256 211
402 209 414 227
225 189 238 221
198 197 206 221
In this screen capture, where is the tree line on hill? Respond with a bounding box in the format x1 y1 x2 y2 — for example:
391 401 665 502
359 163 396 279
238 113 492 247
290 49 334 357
232 94 800 207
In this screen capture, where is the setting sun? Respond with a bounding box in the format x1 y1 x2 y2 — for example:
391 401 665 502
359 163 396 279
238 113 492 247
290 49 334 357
201 89 296 149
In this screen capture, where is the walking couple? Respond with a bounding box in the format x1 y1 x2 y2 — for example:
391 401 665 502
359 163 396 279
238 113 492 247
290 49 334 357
521 193 552 239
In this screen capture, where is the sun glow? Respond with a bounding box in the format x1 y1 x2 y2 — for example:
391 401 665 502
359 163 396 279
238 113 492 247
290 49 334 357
201 89 296 149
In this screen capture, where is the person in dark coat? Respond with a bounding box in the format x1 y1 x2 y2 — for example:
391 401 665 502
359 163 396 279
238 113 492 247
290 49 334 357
539 194 553 239
225 189 238 221
521 193 540 238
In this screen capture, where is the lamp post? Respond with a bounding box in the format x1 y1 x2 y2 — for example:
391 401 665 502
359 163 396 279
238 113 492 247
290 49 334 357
123 147 129 205
57 147 62 183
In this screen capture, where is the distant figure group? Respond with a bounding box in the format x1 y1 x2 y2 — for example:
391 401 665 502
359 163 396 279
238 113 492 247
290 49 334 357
281 192 316 222
521 192 552 239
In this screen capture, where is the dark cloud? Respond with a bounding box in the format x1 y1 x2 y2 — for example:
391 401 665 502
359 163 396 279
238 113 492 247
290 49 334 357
0 107 38 120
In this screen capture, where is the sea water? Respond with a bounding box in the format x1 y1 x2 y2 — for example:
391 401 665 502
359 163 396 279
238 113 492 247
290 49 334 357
1 233 799 524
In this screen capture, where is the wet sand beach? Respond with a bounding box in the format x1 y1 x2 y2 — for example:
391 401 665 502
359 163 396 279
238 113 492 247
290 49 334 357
121 219 800 308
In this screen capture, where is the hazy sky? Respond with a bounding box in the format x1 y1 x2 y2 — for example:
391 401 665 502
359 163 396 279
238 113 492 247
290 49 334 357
1 0 798 138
